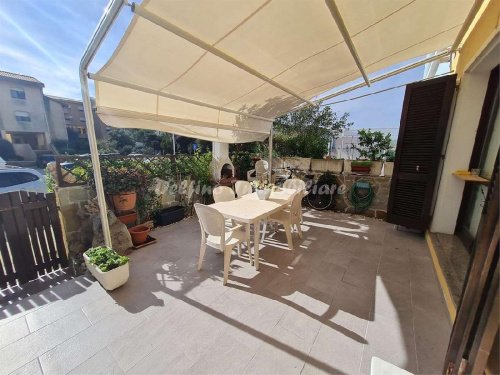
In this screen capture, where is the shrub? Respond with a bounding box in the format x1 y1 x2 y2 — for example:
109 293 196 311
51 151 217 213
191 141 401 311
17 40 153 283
45 167 56 192
353 129 393 161
85 246 129 272
231 151 252 180
101 167 148 195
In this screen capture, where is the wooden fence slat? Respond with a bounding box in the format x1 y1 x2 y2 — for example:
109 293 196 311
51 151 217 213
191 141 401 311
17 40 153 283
0 221 15 288
4 193 35 284
9 192 38 281
19 191 44 271
0 191 69 290
26 192 52 272
36 193 58 263
46 194 68 267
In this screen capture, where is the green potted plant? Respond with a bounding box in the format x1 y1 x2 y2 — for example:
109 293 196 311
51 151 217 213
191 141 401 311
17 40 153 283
351 160 372 174
84 246 129 290
102 167 143 212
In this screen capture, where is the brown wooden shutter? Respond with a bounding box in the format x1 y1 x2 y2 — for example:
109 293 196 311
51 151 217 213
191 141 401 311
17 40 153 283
387 74 456 230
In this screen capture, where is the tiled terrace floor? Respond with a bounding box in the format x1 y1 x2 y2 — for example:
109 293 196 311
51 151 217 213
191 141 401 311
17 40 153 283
0 210 452 375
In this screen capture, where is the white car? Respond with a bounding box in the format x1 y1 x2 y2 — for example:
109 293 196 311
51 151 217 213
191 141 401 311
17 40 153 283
0 167 47 194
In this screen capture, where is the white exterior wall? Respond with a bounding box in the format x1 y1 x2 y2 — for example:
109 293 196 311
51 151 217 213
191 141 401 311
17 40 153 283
430 35 499 234
430 73 489 233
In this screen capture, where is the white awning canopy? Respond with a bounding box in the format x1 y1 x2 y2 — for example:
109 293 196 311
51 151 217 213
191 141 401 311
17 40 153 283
92 0 476 143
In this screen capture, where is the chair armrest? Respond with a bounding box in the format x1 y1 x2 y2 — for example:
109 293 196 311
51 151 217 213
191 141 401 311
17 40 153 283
227 224 243 232
247 169 256 181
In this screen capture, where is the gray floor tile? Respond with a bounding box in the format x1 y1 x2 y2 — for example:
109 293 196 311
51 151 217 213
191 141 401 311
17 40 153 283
302 322 364 375
0 309 91 374
0 316 29 350
1 212 453 375
9 359 43 375
69 349 124 375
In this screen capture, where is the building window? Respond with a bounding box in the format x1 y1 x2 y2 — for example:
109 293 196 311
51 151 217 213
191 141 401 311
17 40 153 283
14 111 31 122
10 88 26 99
80 117 86 122
78 106 84 111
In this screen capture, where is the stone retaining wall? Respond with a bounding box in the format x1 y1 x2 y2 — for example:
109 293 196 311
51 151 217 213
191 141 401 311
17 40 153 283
57 186 95 255
56 185 133 275
332 174 390 219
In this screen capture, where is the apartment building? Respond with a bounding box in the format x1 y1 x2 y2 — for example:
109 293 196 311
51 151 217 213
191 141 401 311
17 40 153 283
46 96 107 140
0 71 67 160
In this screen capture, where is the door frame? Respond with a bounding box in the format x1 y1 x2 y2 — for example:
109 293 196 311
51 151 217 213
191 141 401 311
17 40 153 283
444 151 499 373
455 66 499 250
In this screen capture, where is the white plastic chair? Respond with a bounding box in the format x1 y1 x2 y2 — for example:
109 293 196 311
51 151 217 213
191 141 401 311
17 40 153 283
268 191 303 250
213 186 235 203
194 203 246 285
255 160 269 180
247 160 270 182
283 178 306 191
235 180 252 197
283 178 306 223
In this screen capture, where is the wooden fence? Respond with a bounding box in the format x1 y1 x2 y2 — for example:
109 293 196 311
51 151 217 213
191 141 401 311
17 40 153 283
0 191 68 289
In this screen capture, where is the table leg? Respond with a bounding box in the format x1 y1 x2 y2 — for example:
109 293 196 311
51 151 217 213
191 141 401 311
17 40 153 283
253 220 260 270
246 223 252 265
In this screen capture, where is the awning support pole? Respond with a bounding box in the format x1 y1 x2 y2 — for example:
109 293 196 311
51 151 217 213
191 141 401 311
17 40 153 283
268 127 273 182
325 0 371 86
451 0 484 51
79 0 125 248
313 49 452 105
89 74 274 122
131 3 316 106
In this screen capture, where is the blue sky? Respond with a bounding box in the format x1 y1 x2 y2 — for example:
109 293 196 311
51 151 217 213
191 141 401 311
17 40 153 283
0 1 445 130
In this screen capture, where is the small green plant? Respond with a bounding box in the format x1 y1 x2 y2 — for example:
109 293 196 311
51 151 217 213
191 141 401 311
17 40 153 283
101 167 146 194
351 160 373 167
45 167 56 193
85 246 129 272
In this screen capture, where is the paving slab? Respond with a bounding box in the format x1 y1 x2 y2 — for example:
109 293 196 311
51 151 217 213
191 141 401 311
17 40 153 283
0 212 452 375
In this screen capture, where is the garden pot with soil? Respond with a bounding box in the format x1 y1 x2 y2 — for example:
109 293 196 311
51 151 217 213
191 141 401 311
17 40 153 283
117 211 137 227
112 192 137 212
128 224 151 246
351 161 372 174
84 246 129 291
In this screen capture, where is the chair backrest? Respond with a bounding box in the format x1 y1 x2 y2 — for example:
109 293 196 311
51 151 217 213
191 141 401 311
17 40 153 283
194 203 226 237
213 186 235 203
283 178 306 191
289 190 304 219
255 160 269 174
235 180 252 197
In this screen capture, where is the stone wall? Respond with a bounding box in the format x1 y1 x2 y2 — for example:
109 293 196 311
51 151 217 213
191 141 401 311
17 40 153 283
56 185 133 275
332 174 391 219
56 185 95 256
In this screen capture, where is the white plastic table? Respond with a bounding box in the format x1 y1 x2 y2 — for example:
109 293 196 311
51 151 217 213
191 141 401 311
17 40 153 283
209 188 297 270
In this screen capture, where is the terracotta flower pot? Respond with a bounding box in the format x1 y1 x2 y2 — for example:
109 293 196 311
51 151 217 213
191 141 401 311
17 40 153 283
117 211 137 227
112 192 137 212
128 225 151 246
351 165 371 174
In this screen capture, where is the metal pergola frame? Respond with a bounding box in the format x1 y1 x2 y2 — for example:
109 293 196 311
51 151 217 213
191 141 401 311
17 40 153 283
81 0 480 248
